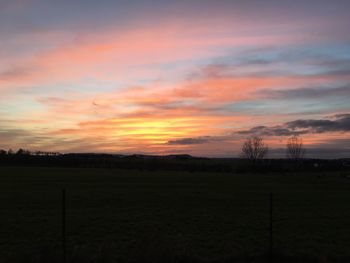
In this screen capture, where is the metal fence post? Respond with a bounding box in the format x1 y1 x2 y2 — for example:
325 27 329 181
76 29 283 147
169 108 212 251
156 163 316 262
62 189 66 263
270 192 273 262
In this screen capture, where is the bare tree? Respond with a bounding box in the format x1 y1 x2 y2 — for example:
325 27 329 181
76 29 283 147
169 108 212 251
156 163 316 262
286 135 305 161
241 136 268 163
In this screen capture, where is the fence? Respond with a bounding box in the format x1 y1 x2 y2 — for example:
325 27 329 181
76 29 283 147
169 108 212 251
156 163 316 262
1 181 350 262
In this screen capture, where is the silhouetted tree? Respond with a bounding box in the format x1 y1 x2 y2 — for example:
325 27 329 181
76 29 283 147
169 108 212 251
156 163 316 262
241 137 268 163
7 149 14 155
16 148 31 155
286 135 305 161
0 149 6 155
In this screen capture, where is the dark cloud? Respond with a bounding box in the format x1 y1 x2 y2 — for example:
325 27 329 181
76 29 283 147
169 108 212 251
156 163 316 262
239 113 350 136
166 134 232 145
167 137 209 145
260 85 350 100
286 114 350 133
237 125 307 136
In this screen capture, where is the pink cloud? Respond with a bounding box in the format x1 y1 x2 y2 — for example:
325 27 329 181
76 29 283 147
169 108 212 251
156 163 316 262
1 13 338 93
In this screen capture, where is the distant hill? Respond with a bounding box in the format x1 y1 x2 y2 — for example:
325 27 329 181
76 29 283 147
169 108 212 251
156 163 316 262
1 150 349 173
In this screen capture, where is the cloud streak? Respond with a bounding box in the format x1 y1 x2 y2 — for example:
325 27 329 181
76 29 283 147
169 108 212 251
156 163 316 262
238 114 350 136
260 85 350 100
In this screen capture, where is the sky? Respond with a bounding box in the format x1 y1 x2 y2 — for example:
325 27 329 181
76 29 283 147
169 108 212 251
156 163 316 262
0 0 350 158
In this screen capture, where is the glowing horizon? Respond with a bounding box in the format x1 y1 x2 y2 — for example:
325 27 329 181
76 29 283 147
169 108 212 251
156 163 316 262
1 0 350 158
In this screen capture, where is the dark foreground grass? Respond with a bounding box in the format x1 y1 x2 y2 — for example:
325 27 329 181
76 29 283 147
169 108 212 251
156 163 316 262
0 167 350 262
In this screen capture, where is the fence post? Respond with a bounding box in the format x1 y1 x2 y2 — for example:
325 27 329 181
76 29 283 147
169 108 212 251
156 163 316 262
269 192 273 262
62 189 66 263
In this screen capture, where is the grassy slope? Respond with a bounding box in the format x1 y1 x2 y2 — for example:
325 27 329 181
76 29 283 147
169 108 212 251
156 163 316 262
0 167 350 262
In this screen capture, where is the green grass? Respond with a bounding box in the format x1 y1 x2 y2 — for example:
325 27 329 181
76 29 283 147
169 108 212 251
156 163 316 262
0 166 350 262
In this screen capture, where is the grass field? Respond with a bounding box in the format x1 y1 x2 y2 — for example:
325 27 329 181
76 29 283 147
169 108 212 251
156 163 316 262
1 167 350 262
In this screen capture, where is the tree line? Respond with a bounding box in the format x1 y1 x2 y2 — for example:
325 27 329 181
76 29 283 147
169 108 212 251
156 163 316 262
0 136 304 161
0 135 348 173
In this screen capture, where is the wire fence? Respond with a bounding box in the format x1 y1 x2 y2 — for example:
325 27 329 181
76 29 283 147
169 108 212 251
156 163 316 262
1 186 350 262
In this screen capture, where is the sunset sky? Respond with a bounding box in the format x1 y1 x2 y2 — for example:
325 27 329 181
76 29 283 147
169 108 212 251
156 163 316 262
1 0 349 158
